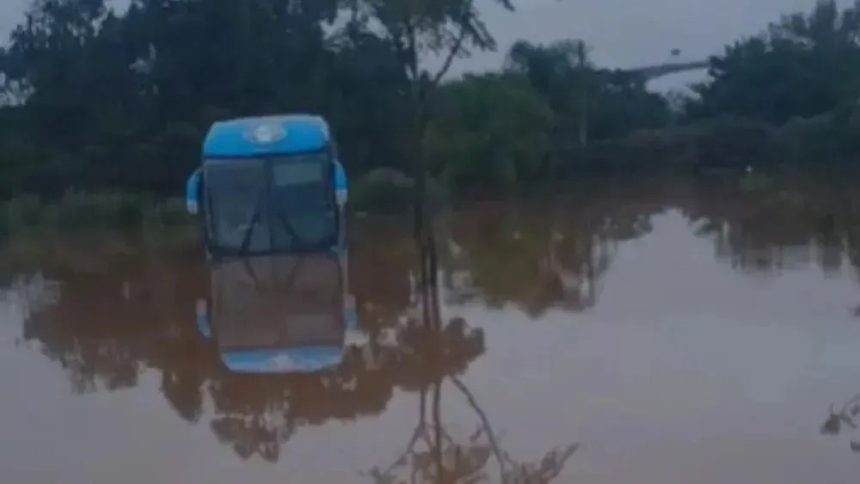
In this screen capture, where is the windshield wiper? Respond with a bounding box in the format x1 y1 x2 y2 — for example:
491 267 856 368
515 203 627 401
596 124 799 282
276 209 309 249
239 194 265 255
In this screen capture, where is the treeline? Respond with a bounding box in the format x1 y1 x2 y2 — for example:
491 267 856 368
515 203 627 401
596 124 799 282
555 0 860 175
0 0 860 202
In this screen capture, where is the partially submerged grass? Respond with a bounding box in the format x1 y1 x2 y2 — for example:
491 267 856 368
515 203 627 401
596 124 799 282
1 190 194 239
0 223 202 279
351 168 416 214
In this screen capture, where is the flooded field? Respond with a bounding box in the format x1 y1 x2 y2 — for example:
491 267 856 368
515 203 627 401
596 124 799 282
3 176 860 483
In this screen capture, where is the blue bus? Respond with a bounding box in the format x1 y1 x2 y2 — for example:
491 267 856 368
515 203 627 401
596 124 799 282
186 114 348 256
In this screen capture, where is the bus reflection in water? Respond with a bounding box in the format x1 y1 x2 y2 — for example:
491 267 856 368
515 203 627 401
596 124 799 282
194 251 363 374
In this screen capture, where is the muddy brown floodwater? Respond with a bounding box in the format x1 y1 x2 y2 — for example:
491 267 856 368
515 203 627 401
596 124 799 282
3 176 860 483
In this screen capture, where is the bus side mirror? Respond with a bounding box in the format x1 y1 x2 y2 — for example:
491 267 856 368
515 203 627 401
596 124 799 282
186 168 202 215
334 160 348 207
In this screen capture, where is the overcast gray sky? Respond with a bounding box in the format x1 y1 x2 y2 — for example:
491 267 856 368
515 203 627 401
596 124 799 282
467 0 854 69
0 0 852 86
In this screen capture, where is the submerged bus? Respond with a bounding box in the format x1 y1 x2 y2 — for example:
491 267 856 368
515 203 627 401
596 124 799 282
186 114 347 256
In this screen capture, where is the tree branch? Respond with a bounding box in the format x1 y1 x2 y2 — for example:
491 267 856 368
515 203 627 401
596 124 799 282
405 17 419 82
430 20 470 88
450 376 510 476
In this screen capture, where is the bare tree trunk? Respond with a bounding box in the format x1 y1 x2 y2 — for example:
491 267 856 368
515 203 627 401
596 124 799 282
577 41 589 147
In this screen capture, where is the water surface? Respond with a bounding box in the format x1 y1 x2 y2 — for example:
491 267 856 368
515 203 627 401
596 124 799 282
2 176 860 483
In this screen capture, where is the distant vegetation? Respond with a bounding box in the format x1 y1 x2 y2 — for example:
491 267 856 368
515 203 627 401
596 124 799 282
0 191 190 239
1 0 860 222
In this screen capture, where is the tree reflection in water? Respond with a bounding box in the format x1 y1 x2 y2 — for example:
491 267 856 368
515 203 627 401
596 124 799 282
438 180 662 316
191 231 493 462
684 175 860 276
11 175 860 467
7 227 492 463
822 394 860 454
369 229 577 483
368 379 578 484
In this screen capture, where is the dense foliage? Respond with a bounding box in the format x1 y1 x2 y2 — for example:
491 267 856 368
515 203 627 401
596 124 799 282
0 0 672 200
690 0 860 124
1 0 860 205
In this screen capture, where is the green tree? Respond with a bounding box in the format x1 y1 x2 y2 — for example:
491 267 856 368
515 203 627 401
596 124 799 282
691 0 860 124
507 40 591 146
424 73 553 191
506 40 669 149
0 0 404 194
351 0 514 189
326 27 412 174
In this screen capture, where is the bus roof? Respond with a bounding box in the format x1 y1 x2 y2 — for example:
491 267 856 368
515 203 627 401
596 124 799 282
203 114 331 158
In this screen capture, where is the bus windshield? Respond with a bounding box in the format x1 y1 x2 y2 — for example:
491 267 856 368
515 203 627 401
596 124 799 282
204 152 336 255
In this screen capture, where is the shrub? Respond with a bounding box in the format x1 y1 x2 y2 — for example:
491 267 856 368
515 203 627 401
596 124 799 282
352 168 416 214
54 191 124 230
693 116 777 169
425 73 554 191
5 194 44 229
152 198 192 227
0 204 7 240
115 194 149 228
0 191 193 235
